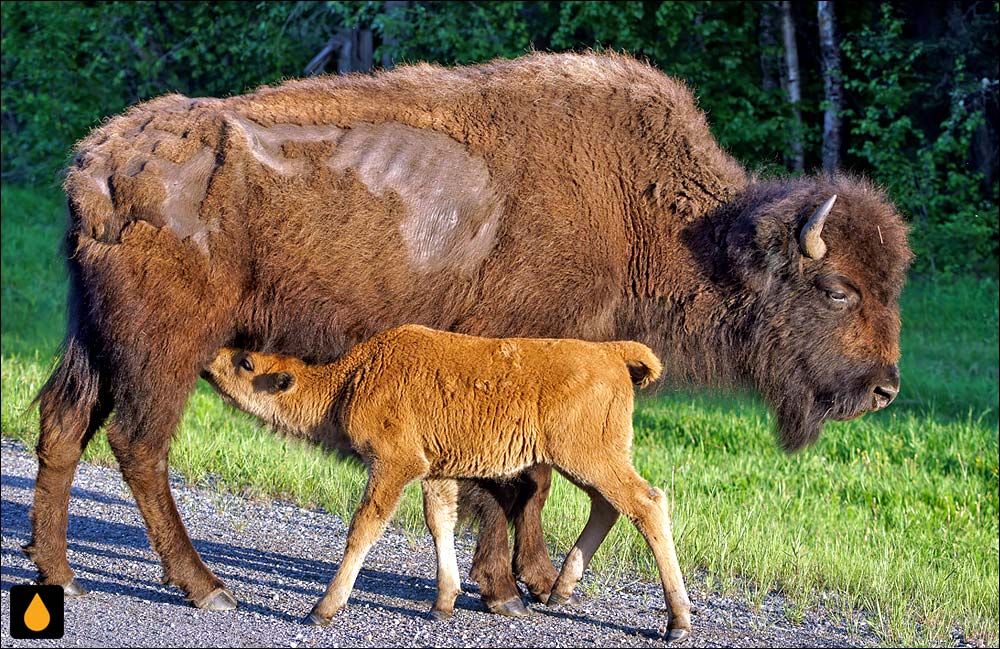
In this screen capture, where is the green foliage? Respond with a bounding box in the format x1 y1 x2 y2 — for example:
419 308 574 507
842 5 999 275
646 2 798 173
0 1 320 183
1 1 997 274
381 1 537 64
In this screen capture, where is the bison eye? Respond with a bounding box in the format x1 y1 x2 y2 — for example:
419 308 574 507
239 356 254 372
818 277 858 309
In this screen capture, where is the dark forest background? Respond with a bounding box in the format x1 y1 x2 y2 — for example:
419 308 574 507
2 1 997 275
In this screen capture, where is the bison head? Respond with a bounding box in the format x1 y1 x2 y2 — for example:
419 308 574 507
724 176 913 451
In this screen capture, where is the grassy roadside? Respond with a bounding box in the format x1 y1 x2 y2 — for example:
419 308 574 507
2 184 997 645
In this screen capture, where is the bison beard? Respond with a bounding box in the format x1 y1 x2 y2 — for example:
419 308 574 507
26 52 911 617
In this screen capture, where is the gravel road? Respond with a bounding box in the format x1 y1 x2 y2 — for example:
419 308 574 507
1 437 877 647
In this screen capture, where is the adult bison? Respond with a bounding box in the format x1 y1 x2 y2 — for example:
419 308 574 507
27 53 911 623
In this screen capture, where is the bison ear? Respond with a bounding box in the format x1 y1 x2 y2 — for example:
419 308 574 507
749 211 798 272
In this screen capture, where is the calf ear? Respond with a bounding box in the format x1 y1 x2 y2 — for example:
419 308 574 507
258 372 295 393
274 373 294 392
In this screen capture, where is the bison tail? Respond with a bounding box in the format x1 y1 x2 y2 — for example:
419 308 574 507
32 219 110 448
607 341 662 389
34 336 104 439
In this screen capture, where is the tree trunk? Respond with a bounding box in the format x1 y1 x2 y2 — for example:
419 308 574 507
304 29 374 76
759 2 780 94
818 1 842 174
779 1 804 173
381 1 410 70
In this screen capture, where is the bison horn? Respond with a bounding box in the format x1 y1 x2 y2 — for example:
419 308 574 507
799 194 837 260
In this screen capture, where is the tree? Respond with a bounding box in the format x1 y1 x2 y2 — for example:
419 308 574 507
759 2 780 95
779 1 804 172
380 1 410 69
818 1 842 174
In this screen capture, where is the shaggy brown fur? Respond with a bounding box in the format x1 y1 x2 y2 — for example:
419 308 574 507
29 52 912 614
203 325 691 640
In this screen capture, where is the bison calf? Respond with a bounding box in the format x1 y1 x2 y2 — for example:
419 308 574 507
204 325 691 641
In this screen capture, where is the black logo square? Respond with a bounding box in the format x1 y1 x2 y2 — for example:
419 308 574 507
9 584 64 639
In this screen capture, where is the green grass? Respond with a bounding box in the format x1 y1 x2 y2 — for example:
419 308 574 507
3 184 998 645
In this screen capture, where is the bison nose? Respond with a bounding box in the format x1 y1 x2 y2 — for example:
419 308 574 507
871 364 900 409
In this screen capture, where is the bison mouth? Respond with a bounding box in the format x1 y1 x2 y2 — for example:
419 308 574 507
821 380 898 422
823 397 878 421
773 380 888 452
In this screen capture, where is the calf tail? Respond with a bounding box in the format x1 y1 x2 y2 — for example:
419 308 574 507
607 341 662 389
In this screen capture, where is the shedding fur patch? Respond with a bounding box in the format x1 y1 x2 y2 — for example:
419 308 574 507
327 122 500 274
228 115 345 176
159 148 217 240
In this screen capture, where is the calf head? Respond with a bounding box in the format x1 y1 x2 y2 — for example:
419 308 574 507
202 348 301 426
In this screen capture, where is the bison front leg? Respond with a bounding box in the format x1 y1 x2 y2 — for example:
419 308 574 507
464 481 531 617
465 465 564 616
511 464 566 606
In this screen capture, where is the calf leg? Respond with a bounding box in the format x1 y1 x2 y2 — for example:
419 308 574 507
571 464 691 642
421 479 461 620
629 482 691 642
307 462 421 624
548 486 619 606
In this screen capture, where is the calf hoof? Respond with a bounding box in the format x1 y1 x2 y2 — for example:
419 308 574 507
665 628 690 643
193 588 238 611
429 607 453 621
63 579 88 598
303 610 331 626
546 591 577 608
538 591 580 607
487 597 531 618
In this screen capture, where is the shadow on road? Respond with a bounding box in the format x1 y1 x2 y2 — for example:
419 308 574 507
2 471 494 625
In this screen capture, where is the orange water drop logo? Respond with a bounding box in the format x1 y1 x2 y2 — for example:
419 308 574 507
24 593 51 632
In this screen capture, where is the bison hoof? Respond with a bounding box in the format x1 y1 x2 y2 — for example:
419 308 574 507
665 627 690 643
303 609 331 626
429 607 453 621
194 588 238 611
63 579 88 598
487 597 531 618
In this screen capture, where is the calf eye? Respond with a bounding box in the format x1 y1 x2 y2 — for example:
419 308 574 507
239 357 254 372
827 290 848 303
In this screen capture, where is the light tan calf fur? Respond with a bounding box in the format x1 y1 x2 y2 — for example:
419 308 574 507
204 325 691 641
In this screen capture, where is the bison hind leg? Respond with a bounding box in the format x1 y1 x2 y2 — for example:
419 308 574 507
26 334 112 593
